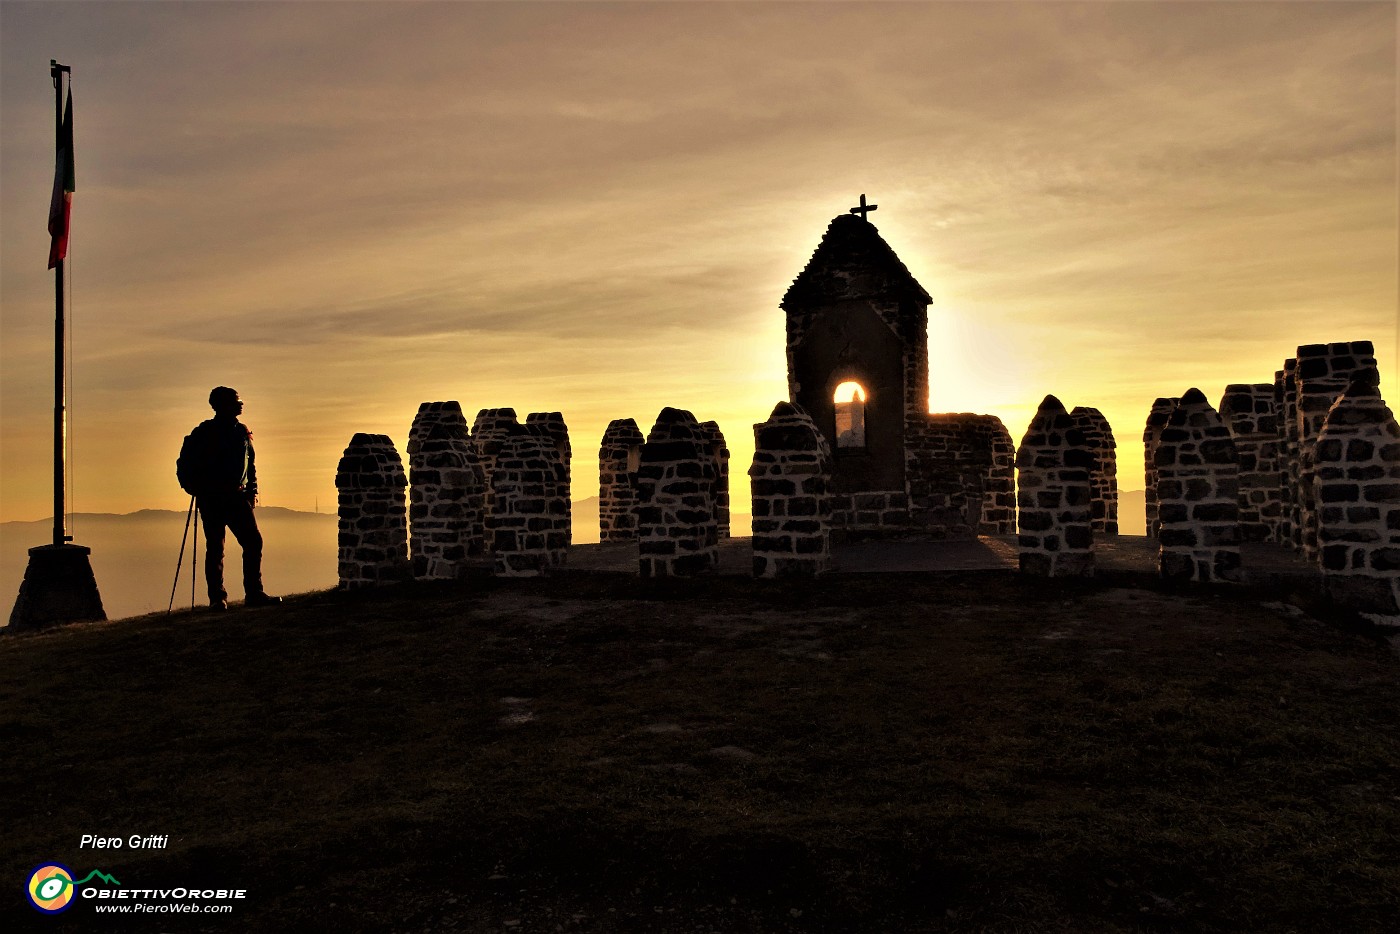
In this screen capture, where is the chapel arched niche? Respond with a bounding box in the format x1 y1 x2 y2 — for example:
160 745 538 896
791 300 906 491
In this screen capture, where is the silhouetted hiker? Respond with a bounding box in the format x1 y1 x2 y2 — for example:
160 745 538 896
177 387 281 611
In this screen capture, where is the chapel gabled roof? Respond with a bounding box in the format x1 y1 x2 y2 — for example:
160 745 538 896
780 214 932 310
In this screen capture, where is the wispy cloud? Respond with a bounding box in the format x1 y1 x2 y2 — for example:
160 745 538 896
1 1 1393 519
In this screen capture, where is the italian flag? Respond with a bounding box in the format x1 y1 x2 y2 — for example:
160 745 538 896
47 88 74 269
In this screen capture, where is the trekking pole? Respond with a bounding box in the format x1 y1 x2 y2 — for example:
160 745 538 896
191 504 199 610
167 495 195 613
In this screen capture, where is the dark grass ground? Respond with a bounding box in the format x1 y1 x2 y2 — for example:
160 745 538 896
2 570 1398 932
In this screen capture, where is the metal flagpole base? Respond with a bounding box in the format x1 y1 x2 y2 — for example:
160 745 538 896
7 543 106 632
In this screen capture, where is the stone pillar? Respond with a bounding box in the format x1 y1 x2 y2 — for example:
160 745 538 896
1154 389 1241 583
1273 368 1295 547
472 408 520 512
336 433 410 588
749 402 832 577
1016 395 1094 577
488 427 568 577
1219 384 1284 543
409 424 484 580
1295 341 1378 564
1071 406 1118 535
8 544 106 631
1314 376 1400 614
698 420 731 539
598 418 644 542
409 402 486 567
526 412 571 549
1143 397 1180 539
636 407 718 577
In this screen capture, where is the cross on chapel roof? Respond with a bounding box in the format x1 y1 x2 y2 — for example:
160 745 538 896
849 193 878 221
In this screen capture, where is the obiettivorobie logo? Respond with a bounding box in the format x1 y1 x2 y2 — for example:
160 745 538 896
26 863 121 914
25 861 248 917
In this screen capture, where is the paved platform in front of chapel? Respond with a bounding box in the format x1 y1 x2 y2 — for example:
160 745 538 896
565 534 1321 590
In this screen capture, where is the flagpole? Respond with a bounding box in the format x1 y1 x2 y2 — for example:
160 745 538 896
51 59 69 548
8 60 104 631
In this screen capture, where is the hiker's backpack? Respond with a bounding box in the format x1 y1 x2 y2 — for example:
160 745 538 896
176 428 205 495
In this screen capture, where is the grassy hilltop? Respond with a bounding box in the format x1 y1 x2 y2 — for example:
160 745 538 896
2 571 1398 932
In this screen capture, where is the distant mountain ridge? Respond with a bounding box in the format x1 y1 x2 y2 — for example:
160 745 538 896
3 505 337 524
2 500 609 525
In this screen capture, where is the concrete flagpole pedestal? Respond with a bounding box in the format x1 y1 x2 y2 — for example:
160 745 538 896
8 543 106 632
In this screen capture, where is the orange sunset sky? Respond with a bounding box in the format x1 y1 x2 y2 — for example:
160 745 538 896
1 1 1395 527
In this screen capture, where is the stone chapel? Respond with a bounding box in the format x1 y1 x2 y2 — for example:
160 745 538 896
781 211 1016 539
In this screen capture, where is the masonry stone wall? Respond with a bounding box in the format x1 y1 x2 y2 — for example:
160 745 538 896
698 420 731 539
1143 397 1180 540
336 433 410 588
472 407 521 521
903 414 1016 537
636 407 718 577
750 402 832 578
408 424 484 580
1154 389 1242 583
824 415 1013 539
1313 376 1400 614
979 417 1018 534
488 426 569 577
1279 361 1301 551
409 402 485 572
905 418 973 538
1218 384 1284 543
828 489 911 535
1137 339 1383 591
1295 341 1378 564
525 412 571 548
598 418 645 542
1273 368 1295 547
1070 406 1118 535
1016 395 1094 577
